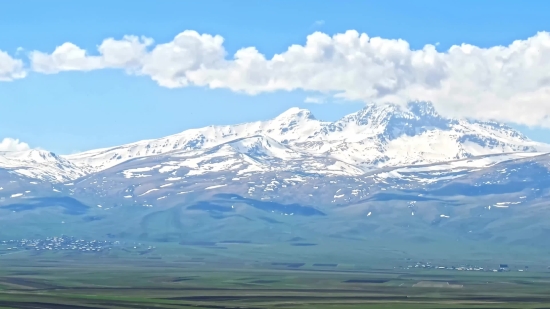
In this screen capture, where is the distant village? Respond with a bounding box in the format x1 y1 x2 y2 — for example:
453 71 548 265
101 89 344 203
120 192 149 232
0 236 154 254
0 236 540 272
398 261 528 272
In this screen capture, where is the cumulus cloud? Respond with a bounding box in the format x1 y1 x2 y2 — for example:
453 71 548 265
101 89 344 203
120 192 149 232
0 50 26 81
0 138 31 152
30 36 154 74
25 30 550 127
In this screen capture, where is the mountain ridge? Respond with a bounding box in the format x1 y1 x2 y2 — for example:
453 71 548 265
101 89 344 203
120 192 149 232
1 102 549 183
0 149 87 182
63 102 549 172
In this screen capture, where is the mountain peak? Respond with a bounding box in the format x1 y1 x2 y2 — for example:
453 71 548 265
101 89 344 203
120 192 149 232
274 107 316 122
338 103 412 129
0 149 60 163
407 101 440 118
353 102 442 123
0 149 86 182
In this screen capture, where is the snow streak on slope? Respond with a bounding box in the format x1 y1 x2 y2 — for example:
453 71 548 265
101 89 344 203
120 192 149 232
63 102 550 174
0 149 87 182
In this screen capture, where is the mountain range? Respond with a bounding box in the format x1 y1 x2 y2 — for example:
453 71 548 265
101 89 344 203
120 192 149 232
2 102 550 251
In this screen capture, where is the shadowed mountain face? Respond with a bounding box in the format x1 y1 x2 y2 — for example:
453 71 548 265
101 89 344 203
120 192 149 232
1 103 550 250
3 197 89 215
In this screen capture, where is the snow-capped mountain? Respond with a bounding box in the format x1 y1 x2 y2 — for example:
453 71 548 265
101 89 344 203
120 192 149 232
3 102 550 247
1 102 549 183
63 101 550 174
0 149 86 182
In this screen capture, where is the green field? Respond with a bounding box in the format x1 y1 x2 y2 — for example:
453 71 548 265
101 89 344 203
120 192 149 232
1 245 550 309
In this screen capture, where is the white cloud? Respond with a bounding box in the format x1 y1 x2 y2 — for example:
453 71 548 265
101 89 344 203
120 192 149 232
304 96 325 104
30 36 154 74
0 138 30 152
26 30 550 127
314 20 325 26
0 50 26 81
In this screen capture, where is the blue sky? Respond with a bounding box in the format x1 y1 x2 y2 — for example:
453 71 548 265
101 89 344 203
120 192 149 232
1 0 550 154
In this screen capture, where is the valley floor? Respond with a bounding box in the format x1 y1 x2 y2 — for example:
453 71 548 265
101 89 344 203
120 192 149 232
1 249 550 309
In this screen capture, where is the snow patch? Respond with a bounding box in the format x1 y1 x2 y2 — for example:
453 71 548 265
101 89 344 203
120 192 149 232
139 188 159 196
177 190 194 195
205 184 227 190
122 165 161 178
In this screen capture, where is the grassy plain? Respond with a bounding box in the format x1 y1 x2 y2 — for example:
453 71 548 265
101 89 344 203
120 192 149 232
1 243 550 309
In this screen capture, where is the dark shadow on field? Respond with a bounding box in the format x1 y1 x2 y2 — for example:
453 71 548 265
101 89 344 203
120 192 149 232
343 279 389 283
218 240 252 244
0 302 105 309
291 243 317 246
271 262 305 268
164 295 410 301
249 280 279 284
0 277 58 289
